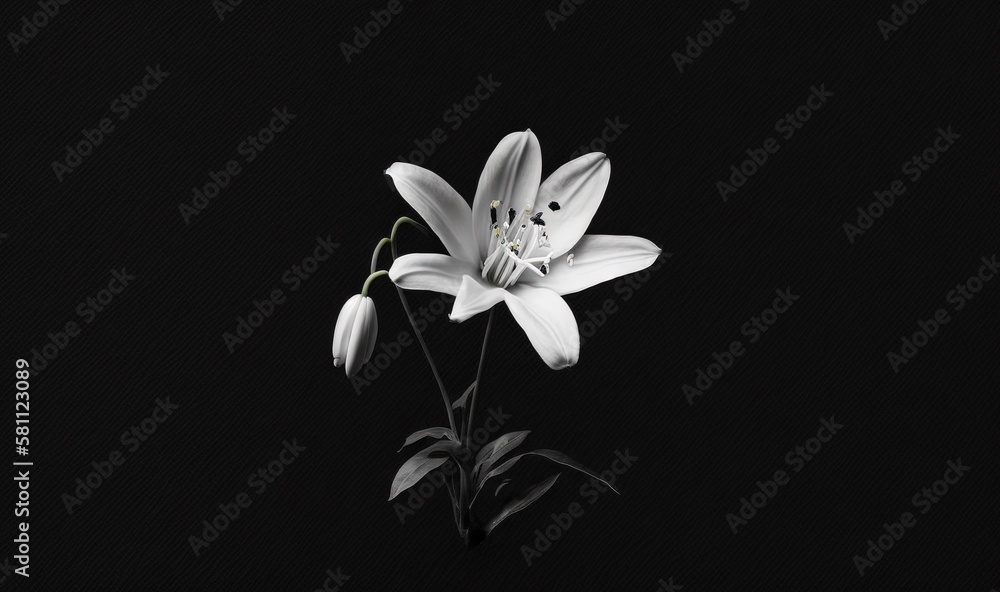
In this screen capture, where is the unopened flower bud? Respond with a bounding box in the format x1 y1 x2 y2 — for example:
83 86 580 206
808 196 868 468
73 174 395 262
332 294 378 377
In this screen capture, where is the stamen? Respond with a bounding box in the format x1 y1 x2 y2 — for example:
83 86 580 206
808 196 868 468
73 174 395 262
511 224 527 254
567 253 575 267
480 202 557 288
496 249 517 286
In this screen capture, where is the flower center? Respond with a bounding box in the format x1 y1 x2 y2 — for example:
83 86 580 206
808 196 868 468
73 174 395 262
481 200 552 288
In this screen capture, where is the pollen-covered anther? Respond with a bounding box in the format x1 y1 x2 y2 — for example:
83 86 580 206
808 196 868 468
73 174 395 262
489 200 500 224
567 253 575 267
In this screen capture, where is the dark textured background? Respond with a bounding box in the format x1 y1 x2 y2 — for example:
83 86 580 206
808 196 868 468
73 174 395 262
3 1 998 590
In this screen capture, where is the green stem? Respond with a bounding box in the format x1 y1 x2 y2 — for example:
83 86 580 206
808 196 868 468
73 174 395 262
361 270 388 297
390 217 429 256
459 467 469 536
387 215 454 435
395 286 456 434
464 307 496 449
370 237 392 275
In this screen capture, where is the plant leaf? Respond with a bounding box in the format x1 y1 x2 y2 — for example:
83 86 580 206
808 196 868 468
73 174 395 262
451 381 477 409
388 440 461 500
477 449 621 494
494 479 512 497
397 427 457 452
474 430 531 475
483 474 560 535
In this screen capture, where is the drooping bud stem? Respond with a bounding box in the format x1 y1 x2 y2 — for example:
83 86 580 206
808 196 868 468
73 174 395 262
361 270 389 297
371 237 392 274
390 216 429 259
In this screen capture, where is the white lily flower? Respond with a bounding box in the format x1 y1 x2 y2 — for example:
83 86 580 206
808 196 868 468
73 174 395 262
385 130 661 370
332 294 378 377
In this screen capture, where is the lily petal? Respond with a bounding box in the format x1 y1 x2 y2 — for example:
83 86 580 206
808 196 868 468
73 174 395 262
504 284 580 369
534 153 610 258
389 253 478 296
332 294 363 367
473 130 542 261
450 276 506 322
522 235 662 295
385 163 479 264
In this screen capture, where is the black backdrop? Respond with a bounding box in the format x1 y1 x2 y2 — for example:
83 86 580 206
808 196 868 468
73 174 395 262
4 1 999 590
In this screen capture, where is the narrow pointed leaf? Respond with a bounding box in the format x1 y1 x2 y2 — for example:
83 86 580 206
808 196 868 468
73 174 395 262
451 381 477 409
475 430 530 467
397 427 457 452
477 449 621 494
494 479 512 497
484 473 560 535
389 440 461 500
